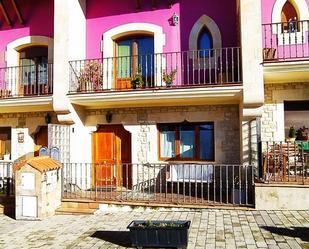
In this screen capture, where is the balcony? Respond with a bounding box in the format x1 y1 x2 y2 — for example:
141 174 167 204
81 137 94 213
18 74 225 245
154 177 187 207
0 64 53 112
262 20 309 83
68 48 242 108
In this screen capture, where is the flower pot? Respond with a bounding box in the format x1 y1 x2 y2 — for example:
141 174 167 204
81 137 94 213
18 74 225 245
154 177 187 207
286 137 296 143
127 220 190 249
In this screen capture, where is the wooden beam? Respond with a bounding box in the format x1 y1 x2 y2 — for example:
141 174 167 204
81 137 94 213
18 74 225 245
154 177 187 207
0 0 12 26
11 0 24 24
135 0 141 10
151 0 157 9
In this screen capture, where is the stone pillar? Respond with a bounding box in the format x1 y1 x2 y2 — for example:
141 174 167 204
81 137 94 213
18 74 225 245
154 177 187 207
53 0 86 118
240 0 264 165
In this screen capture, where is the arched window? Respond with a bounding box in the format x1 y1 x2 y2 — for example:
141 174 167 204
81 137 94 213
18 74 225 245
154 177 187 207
197 27 213 57
281 1 299 32
189 15 222 64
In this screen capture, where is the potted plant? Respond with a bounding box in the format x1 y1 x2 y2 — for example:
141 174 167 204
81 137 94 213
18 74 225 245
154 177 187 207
163 69 177 87
77 60 103 92
296 126 308 140
287 126 296 142
131 66 144 89
127 220 190 249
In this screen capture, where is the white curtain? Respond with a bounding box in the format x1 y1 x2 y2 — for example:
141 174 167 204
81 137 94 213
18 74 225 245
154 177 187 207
160 131 175 157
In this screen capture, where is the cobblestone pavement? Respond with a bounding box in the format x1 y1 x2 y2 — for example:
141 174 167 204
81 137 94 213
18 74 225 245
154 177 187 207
0 209 309 249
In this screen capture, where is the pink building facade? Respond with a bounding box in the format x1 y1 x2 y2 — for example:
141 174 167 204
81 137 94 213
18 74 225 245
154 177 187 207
0 0 308 209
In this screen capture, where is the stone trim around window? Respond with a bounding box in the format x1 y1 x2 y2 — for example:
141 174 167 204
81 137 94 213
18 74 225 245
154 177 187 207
189 15 222 69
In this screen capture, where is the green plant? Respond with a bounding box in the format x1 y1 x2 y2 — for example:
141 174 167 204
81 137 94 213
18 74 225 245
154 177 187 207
135 220 186 228
288 126 296 138
163 69 177 86
78 60 103 91
296 126 308 140
131 66 144 89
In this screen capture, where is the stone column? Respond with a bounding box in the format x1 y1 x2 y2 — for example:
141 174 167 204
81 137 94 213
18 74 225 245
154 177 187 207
53 0 86 119
240 0 264 165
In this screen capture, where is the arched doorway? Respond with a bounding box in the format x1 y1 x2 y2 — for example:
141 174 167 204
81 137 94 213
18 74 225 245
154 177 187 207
18 45 49 95
281 1 299 32
92 125 132 189
114 35 154 90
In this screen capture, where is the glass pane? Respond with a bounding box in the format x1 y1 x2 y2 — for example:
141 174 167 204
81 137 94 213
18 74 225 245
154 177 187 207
198 28 213 57
117 40 131 78
180 125 195 158
160 126 176 158
21 64 36 85
200 124 214 160
137 37 154 78
37 63 48 83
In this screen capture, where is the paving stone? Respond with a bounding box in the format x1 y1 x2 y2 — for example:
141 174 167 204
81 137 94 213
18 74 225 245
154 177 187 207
0 209 308 248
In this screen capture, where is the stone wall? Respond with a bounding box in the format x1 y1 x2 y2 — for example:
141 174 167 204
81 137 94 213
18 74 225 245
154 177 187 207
86 104 241 164
255 183 309 210
261 83 309 142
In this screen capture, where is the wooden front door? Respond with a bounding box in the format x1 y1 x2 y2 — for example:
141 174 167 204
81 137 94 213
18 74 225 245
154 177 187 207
92 125 131 188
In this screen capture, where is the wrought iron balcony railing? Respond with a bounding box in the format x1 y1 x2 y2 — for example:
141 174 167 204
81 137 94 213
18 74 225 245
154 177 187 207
0 63 53 98
262 20 309 62
69 48 242 93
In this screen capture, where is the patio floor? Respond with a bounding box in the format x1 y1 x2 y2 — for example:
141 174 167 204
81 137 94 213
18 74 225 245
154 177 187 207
0 208 308 249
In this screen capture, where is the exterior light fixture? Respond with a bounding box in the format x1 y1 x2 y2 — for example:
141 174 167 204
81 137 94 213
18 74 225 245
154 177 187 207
106 111 113 123
45 113 51 124
172 12 179 26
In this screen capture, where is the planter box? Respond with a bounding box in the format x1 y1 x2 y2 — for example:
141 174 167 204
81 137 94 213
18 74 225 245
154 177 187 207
127 220 191 249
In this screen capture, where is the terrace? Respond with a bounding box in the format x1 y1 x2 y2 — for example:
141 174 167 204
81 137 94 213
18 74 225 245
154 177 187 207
262 20 309 62
0 64 53 98
68 48 242 107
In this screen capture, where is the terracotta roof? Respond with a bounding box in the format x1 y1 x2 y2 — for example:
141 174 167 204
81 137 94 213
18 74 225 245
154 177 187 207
13 156 62 173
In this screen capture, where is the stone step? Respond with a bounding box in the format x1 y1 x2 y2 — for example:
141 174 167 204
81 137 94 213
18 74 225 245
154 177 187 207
0 204 3 214
60 200 100 210
55 207 97 215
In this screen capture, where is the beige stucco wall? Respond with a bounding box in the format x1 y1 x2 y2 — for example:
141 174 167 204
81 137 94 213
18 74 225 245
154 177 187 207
0 112 56 161
78 104 241 165
255 183 309 210
53 0 86 116
261 83 309 142
240 0 264 107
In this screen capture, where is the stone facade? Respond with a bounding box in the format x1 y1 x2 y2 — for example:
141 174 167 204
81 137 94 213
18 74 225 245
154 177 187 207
261 83 309 142
85 104 240 164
